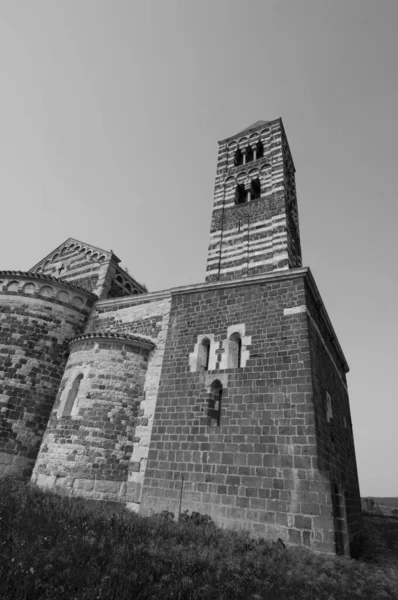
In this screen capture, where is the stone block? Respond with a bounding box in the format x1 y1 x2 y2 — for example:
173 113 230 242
288 529 302 544
94 480 121 494
0 452 13 465
126 482 142 503
294 515 312 529
74 478 95 492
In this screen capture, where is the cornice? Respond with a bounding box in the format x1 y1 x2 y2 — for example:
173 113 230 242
94 268 308 309
0 271 97 299
94 266 349 373
69 331 155 350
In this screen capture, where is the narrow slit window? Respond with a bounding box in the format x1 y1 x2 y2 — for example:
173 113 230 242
234 148 243 166
245 145 254 163
62 374 83 417
228 332 242 368
251 178 261 200
235 184 246 205
326 392 335 442
198 338 210 371
208 380 222 426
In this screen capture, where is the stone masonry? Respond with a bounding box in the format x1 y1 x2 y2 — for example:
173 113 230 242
0 119 363 556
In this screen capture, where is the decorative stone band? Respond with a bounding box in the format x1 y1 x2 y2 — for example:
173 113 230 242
0 271 96 311
68 331 156 351
0 270 97 297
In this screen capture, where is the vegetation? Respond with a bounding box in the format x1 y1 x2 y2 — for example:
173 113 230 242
362 496 398 518
1 478 398 600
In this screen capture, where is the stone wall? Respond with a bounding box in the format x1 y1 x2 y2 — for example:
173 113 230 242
32 333 154 502
85 293 172 510
30 239 146 299
32 293 172 506
0 273 94 478
139 271 345 553
206 119 301 282
305 280 363 556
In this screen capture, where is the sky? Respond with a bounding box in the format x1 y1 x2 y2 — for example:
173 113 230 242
0 0 397 496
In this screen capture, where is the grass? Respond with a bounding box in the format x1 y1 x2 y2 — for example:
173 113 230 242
1 477 398 600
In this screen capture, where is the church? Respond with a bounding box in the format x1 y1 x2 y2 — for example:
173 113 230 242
0 119 363 556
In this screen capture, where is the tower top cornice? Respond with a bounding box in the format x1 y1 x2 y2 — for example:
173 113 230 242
219 118 280 144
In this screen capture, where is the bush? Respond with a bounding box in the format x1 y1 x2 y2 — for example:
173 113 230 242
1 477 398 599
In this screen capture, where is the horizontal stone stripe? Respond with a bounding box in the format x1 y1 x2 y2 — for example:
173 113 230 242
209 214 286 241
207 235 288 263
213 186 285 210
207 245 288 269
206 251 289 275
207 244 288 270
208 227 287 251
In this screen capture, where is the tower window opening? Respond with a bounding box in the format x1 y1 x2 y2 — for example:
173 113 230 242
62 373 83 417
235 184 246 205
234 148 243 166
245 145 254 163
251 178 261 200
326 392 335 443
326 392 333 421
198 338 210 371
256 140 264 159
208 380 222 426
228 332 242 368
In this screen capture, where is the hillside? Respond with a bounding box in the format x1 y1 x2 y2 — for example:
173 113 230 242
362 496 398 517
1 478 398 600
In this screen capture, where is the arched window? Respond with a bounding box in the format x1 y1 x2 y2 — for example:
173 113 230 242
125 282 132 292
228 332 242 368
62 374 83 417
251 178 261 200
208 380 222 426
245 145 254 163
198 338 210 371
235 184 246 205
234 148 243 166
256 140 264 159
116 275 124 284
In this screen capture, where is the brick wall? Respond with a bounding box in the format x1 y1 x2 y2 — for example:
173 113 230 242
305 283 363 556
0 274 94 478
32 334 153 502
139 273 343 552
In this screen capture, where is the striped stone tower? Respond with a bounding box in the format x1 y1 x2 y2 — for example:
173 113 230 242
206 119 302 281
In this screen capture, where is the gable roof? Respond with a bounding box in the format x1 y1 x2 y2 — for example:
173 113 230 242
29 237 118 271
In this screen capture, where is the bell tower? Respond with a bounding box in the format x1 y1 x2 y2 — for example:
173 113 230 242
205 118 302 282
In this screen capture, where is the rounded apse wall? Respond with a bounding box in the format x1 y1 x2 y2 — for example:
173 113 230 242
0 272 95 479
32 332 155 503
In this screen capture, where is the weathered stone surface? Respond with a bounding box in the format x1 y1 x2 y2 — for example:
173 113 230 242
0 275 94 478
0 120 363 558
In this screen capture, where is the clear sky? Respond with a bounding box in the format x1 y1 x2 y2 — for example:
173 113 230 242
1 0 397 496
